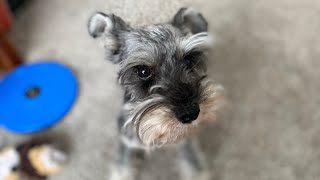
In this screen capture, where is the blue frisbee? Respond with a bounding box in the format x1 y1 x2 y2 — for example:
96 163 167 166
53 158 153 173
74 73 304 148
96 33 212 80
0 61 78 133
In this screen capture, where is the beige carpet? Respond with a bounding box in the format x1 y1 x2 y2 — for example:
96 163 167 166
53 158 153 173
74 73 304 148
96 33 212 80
1 0 320 179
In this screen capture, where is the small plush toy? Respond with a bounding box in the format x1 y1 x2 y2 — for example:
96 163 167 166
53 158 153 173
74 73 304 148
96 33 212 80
0 140 67 180
0 147 19 180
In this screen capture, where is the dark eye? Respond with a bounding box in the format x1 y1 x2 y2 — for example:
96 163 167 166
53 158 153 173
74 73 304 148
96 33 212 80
185 59 193 69
136 65 152 80
184 51 203 69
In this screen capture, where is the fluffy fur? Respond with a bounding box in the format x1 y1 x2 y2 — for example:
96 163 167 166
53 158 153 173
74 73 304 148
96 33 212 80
88 8 223 148
125 80 223 147
88 7 223 180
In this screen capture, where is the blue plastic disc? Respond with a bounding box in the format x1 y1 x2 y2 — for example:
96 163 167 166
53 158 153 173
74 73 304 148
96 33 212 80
0 61 78 133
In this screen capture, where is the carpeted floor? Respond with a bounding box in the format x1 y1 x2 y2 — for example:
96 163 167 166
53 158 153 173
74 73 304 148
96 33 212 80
1 0 320 179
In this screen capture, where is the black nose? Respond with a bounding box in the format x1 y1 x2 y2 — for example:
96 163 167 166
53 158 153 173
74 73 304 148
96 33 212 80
175 104 200 124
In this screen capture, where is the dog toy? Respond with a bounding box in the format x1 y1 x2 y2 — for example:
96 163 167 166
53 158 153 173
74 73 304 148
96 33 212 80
0 61 78 133
0 140 67 180
0 147 19 180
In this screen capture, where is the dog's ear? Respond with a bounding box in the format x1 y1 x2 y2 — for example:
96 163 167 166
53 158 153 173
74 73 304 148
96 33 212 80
88 12 131 63
88 12 131 38
172 7 208 35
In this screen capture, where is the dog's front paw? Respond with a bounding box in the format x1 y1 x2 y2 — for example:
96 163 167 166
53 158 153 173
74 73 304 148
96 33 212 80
178 155 212 180
180 169 211 180
194 170 212 180
109 165 136 180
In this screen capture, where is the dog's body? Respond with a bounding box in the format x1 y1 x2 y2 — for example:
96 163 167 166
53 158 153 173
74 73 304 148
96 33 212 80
88 8 223 180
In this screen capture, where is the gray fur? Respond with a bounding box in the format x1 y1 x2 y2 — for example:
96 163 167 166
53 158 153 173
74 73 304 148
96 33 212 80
88 7 215 180
178 139 211 180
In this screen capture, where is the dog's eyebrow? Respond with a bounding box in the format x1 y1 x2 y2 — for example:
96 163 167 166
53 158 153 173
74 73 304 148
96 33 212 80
179 32 213 53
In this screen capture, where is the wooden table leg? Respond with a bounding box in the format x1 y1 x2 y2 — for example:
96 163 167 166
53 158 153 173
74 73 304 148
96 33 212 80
0 35 22 71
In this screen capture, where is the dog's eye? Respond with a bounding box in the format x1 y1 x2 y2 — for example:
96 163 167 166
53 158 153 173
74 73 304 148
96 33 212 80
185 59 193 69
136 65 152 80
184 57 198 69
184 51 202 69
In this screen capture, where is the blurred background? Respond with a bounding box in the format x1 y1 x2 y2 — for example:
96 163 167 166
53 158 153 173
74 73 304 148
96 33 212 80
1 0 320 179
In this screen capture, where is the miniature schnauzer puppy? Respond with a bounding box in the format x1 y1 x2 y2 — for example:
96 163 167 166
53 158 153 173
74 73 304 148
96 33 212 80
88 7 223 180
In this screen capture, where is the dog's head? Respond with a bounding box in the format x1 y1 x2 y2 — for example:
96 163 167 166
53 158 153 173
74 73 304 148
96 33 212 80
88 8 223 147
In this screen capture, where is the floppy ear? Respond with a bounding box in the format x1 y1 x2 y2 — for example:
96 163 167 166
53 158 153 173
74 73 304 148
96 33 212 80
88 12 131 63
88 12 131 38
172 7 208 35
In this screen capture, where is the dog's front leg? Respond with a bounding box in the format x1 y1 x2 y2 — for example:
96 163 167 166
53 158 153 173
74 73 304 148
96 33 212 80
177 138 211 180
109 112 146 180
109 141 145 180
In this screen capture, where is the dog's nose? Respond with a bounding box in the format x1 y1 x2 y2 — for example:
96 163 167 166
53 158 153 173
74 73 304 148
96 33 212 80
175 104 200 124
